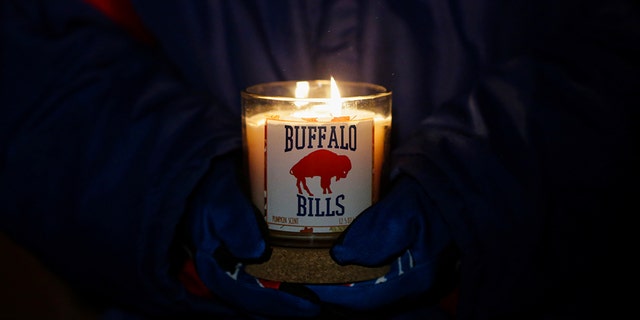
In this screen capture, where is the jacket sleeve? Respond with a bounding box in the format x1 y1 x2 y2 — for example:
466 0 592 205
0 0 241 316
390 2 638 317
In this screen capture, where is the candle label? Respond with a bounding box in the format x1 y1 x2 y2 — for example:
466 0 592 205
265 119 373 233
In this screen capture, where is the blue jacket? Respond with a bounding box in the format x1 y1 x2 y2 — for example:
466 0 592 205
1 0 637 318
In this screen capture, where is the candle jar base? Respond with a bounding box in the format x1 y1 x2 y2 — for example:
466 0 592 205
267 230 341 248
245 246 390 284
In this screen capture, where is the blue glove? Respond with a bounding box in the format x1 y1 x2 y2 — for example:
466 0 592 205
185 152 322 318
308 175 458 313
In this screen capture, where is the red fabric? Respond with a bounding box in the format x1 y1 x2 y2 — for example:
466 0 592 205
83 0 155 44
178 259 214 299
439 286 459 317
257 279 281 290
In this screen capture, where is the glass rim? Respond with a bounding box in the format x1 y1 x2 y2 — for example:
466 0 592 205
241 79 392 102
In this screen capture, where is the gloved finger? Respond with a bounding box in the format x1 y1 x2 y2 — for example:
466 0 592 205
331 177 427 267
312 244 459 311
195 249 322 318
309 250 445 310
192 152 269 261
213 247 318 303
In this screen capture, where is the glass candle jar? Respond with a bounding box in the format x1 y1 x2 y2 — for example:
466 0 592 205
242 79 392 247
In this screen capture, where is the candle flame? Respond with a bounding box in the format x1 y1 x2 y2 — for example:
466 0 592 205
329 76 342 116
295 81 309 98
291 76 345 120
294 81 310 107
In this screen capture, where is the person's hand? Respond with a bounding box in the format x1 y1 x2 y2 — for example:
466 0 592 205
184 152 321 318
307 176 459 313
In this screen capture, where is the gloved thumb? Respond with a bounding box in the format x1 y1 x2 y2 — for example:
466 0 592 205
192 152 270 261
331 177 427 266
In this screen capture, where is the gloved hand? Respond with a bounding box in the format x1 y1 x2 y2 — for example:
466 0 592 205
307 175 459 314
184 151 321 318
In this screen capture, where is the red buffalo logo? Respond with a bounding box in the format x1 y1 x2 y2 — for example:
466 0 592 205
289 149 352 196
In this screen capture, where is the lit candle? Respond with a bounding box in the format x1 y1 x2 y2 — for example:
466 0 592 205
242 78 391 247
